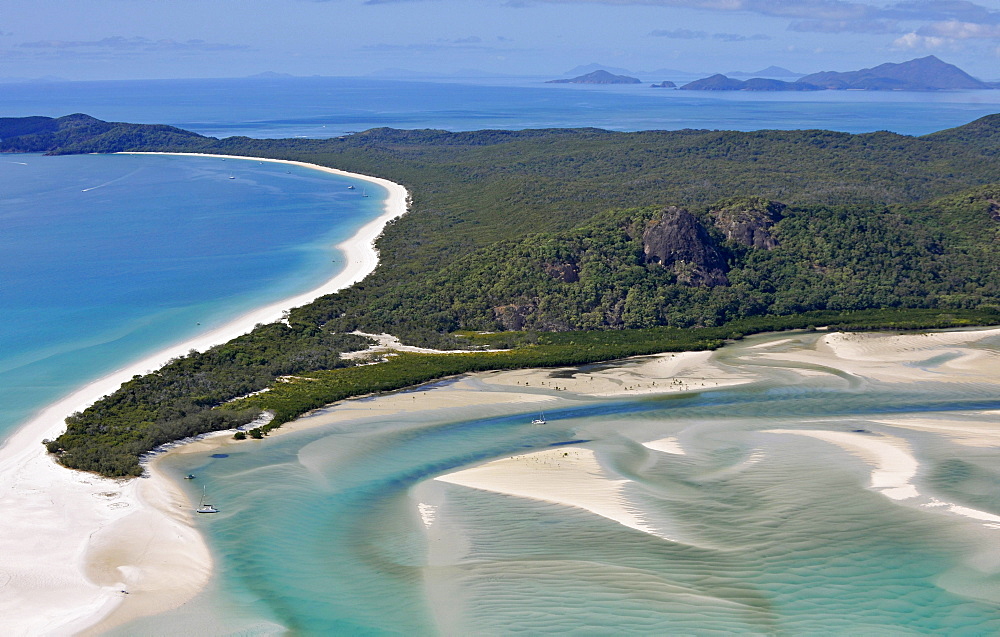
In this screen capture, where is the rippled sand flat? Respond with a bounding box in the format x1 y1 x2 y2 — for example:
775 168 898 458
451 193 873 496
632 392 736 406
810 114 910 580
417 329 1000 634
117 328 1000 634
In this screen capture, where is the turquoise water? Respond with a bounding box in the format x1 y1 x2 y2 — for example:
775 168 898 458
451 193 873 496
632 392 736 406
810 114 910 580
115 332 1000 634
3 79 1000 634
0 153 383 436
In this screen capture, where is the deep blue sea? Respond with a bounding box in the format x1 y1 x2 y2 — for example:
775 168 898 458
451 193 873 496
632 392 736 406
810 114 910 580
2 77 999 634
4 76 1000 139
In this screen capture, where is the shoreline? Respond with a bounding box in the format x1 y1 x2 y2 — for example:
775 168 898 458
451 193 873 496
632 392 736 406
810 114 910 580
0 153 409 635
71 324 1000 632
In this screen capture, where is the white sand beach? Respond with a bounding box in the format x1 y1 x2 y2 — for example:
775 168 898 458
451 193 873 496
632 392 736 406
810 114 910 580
755 328 1000 385
0 155 408 635
475 349 755 397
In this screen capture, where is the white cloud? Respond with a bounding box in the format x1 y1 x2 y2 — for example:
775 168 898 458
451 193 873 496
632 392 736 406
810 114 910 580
649 28 708 38
918 20 1000 39
891 32 947 48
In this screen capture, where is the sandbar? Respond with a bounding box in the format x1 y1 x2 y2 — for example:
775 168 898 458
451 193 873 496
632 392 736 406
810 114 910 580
435 447 670 539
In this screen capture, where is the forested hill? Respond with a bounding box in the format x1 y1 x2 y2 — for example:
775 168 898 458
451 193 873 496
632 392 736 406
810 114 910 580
5 112 999 475
4 112 1000 336
0 113 207 153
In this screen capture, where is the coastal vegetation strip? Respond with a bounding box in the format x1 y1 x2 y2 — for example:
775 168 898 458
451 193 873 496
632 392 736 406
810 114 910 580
50 309 1000 477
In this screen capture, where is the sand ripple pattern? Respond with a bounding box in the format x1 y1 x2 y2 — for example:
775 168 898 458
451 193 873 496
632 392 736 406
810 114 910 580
133 328 1000 634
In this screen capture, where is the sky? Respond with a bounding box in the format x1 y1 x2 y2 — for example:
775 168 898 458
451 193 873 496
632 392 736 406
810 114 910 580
3 0 999 81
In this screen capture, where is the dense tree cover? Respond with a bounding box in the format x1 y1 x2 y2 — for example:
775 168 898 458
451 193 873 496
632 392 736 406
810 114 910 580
0 113 207 154
47 327 371 476
301 196 997 335
13 112 998 476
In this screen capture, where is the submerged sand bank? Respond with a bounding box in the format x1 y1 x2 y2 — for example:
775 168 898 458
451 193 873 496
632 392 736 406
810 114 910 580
0 154 409 635
172 326 999 571
424 327 1000 548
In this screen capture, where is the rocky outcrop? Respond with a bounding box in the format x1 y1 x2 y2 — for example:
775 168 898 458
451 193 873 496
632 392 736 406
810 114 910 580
543 262 580 283
709 197 785 249
493 302 536 330
642 206 728 286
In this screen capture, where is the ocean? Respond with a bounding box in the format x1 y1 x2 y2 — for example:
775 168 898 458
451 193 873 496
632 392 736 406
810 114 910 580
4 76 1000 139
2 77 1000 634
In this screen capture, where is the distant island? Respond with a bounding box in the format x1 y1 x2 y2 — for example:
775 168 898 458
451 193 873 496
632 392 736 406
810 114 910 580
547 70 642 85
650 81 676 88
681 56 996 92
680 75 820 91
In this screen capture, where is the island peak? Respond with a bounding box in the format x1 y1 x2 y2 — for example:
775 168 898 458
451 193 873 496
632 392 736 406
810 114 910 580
547 70 642 85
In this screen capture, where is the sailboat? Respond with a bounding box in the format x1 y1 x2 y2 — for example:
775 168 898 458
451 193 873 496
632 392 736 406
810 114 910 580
196 486 219 514
531 413 547 425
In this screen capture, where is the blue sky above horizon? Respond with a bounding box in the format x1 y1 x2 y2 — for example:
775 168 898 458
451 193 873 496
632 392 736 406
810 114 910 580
3 0 1000 81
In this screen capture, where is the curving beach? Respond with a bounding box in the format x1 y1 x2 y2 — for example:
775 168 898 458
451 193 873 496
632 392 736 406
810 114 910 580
0 155 409 635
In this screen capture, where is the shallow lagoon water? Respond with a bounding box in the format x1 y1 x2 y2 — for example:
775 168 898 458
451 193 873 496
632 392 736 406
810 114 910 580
0 153 381 437
116 332 1000 635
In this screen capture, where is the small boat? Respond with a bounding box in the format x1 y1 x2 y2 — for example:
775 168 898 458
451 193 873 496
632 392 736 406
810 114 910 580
531 414 547 425
184 474 195 480
228 176 235 179
347 185 355 190
362 189 369 197
196 486 219 514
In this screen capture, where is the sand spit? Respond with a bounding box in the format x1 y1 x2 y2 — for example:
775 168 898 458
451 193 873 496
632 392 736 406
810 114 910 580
341 331 490 360
436 447 670 540
765 429 920 500
0 154 408 635
754 328 1000 385
642 437 687 455
765 426 1000 531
